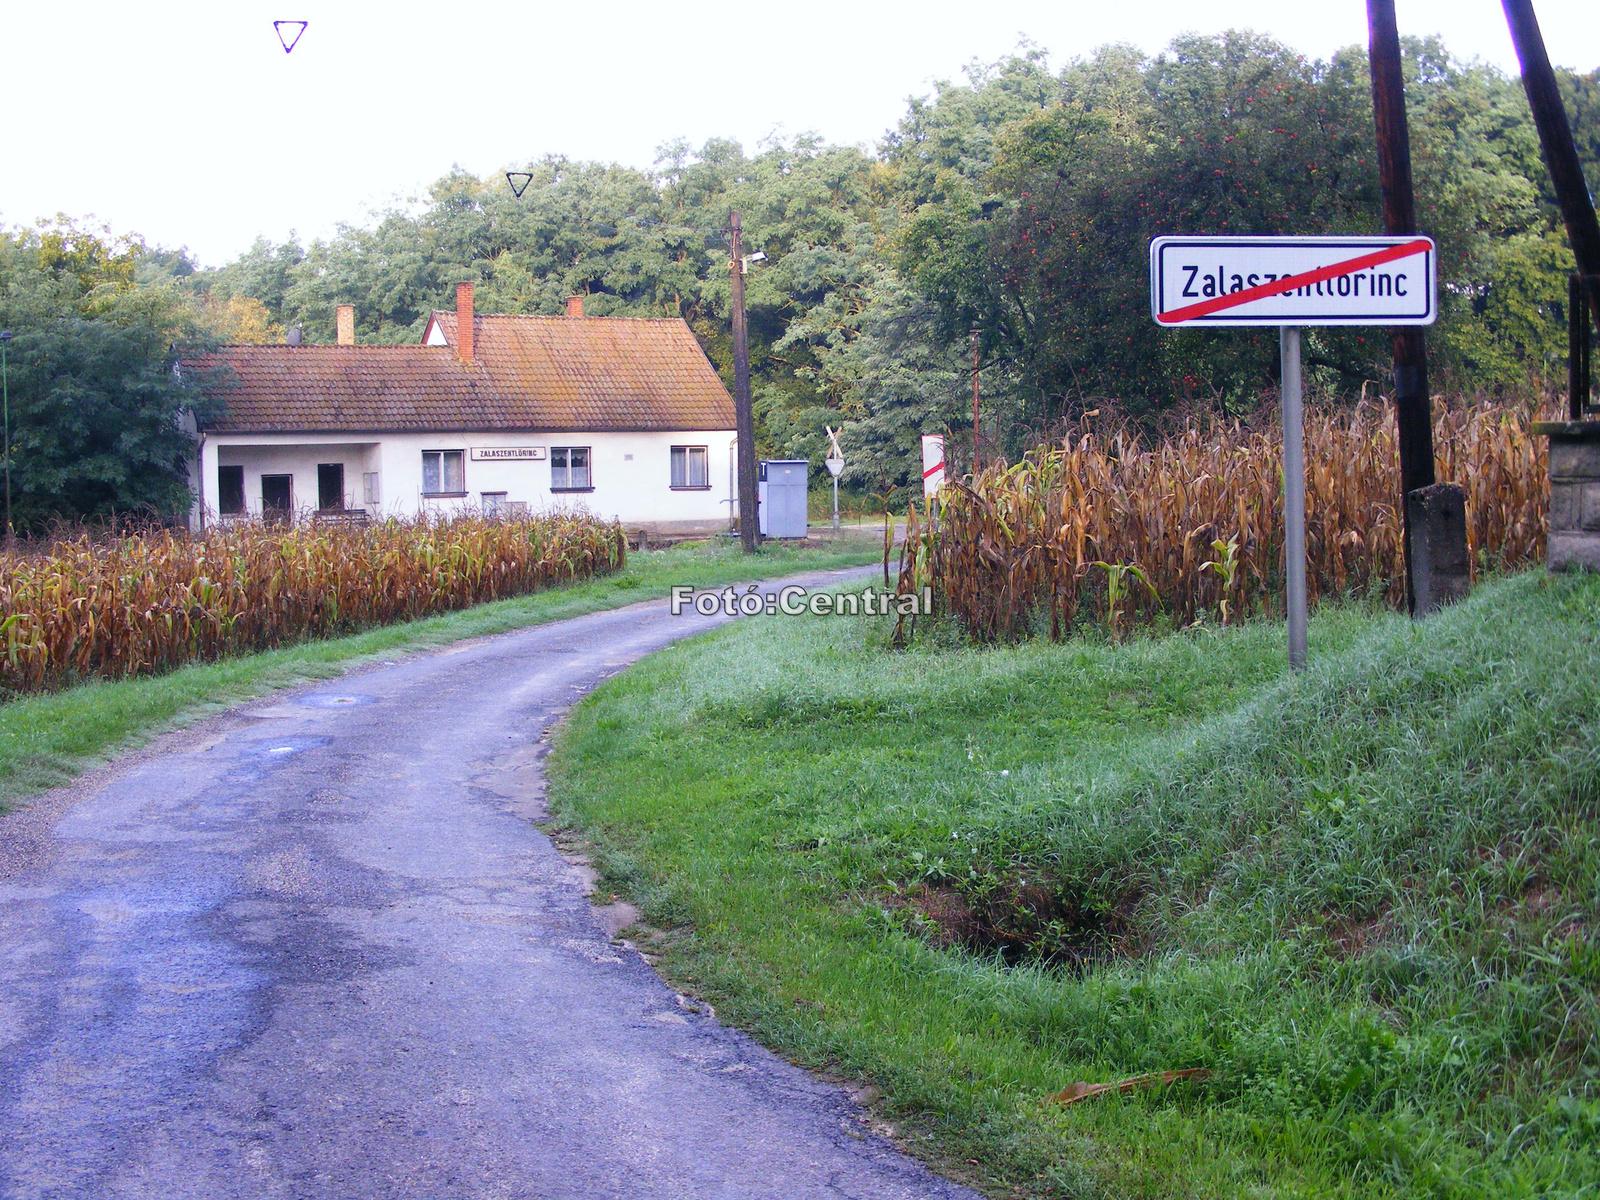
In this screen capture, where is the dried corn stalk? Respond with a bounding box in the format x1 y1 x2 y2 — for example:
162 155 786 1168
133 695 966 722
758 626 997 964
910 399 1550 641
0 513 627 695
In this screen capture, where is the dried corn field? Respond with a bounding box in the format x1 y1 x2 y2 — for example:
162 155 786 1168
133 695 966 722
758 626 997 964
901 399 1550 641
0 514 626 695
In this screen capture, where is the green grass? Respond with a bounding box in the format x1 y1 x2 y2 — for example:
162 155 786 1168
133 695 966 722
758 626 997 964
546 571 1600 1199
0 534 882 813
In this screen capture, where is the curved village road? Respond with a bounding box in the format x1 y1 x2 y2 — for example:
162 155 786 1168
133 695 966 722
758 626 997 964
0 567 980 1200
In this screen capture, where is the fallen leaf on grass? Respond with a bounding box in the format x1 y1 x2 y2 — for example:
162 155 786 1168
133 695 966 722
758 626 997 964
1047 1068 1210 1107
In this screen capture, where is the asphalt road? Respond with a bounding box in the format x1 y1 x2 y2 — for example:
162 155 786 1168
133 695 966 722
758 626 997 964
0 567 981 1200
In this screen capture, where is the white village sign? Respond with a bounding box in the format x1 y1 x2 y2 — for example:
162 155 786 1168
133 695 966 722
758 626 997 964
1150 235 1436 327
1149 234 1437 668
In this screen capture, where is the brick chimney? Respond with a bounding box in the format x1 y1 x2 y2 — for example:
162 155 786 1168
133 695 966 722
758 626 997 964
336 305 355 345
456 282 475 362
566 295 584 318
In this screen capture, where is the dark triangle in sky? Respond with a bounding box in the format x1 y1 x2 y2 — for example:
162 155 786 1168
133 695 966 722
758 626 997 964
274 21 308 54
506 173 534 199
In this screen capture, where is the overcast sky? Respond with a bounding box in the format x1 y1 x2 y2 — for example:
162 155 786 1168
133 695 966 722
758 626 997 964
4 1 1597 267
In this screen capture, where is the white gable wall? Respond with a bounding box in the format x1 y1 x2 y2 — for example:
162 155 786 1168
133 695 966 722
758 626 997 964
197 429 739 533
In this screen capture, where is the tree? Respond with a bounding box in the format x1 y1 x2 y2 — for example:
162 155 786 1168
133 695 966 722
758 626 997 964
900 36 1584 419
0 221 220 530
193 294 282 344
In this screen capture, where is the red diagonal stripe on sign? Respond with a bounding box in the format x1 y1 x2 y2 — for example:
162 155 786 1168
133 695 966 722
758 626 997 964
1156 238 1431 325
922 461 944 480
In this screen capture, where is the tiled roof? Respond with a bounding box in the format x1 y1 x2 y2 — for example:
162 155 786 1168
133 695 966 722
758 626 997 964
196 315 736 433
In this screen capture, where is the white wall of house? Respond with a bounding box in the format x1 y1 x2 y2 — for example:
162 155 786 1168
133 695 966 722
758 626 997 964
206 440 380 516
196 429 737 533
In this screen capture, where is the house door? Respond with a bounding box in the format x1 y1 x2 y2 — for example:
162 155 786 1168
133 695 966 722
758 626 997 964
317 463 345 511
217 465 245 516
261 474 293 523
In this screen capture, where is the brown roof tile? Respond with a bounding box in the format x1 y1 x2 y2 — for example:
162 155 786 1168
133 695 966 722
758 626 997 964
196 314 736 434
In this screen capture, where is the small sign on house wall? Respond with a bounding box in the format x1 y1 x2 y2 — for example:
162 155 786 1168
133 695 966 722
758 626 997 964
470 447 547 461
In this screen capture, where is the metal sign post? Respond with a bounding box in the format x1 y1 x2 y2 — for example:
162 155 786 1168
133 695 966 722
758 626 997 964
1280 326 1307 669
1150 234 1437 669
825 459 844 528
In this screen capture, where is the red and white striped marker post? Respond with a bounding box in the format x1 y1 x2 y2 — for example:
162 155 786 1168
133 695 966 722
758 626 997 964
921 434 945 498
1150 235 1437 669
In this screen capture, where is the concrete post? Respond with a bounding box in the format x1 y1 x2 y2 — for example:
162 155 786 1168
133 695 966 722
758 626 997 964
1406 483 1471 613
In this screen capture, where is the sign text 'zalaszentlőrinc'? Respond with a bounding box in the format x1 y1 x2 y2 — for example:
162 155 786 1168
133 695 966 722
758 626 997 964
1149 235 1436 327
470 447 547 461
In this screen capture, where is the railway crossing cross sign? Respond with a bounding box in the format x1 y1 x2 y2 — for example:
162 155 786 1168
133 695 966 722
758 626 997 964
1149 234 1437 669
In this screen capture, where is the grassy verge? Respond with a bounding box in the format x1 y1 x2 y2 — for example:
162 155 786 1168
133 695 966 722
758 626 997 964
546 572 1600 1199
0 534 881 813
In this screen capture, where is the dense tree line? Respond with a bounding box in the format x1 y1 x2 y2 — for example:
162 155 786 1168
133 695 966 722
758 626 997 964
2 32 1595 525
898 35 1597 426
201 34 1596 484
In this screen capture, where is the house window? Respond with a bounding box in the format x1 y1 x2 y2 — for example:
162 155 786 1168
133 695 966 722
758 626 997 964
363 472 381 506
551 446 591 490
482 491 508 516
671 445 709 489
218 465 245 515
422 450 465 496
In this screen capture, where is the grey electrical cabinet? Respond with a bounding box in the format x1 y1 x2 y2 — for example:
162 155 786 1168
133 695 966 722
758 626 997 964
758 460 809 539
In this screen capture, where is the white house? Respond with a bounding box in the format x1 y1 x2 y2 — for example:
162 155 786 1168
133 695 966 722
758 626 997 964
190 284 738 535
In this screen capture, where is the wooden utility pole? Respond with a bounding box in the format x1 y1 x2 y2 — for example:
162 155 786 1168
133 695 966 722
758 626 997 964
1573 275 1594 419
1502 0 1600 409
1368 0 1437 613
1 330 11 547
971 328 981 476
729 211 758 552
